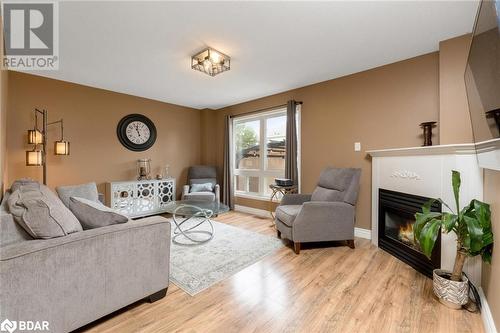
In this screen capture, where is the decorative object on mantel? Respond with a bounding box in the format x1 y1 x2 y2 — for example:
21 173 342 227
420 121 437 146
164 164 170 179
137 158 152 180
25 109 70 185
485 108 500 133
414 170 493 310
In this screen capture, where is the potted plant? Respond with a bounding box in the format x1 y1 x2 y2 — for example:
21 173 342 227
414 170 493 309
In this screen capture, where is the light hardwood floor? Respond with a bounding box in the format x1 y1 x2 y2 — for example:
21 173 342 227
80 211 484 333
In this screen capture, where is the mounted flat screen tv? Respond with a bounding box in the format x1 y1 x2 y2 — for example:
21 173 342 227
465 0 500 170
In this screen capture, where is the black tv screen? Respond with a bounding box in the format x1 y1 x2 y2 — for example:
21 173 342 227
465 0 500 170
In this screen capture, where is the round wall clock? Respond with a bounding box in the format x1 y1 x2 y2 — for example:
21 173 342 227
116 114 157 151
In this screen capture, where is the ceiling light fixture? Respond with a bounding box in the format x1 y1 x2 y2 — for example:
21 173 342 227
191 47 230 77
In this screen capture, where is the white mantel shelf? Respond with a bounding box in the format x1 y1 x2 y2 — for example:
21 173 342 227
366 143 477 157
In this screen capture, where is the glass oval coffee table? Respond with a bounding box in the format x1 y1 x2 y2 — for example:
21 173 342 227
164 200 230 245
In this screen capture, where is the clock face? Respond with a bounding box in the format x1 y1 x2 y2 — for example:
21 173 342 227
117 114 157 151
126 121 151 145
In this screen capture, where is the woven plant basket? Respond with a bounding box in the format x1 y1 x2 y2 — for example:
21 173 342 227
433 269 469 309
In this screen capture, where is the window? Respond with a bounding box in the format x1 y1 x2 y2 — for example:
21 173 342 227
233 109 287 199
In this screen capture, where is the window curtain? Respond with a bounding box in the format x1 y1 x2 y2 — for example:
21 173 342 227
285 100 299 186
222 115 234 209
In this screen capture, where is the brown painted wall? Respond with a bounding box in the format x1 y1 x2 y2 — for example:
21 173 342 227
482 170 500 328
6 72 201 197
439 34 474 144
201 52 440 230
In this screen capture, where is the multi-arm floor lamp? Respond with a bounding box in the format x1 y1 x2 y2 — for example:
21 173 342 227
26 109 70 185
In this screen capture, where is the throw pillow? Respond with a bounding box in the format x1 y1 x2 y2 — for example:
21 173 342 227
56 182 99 208
7 182 83 239
69 197 128 229
190 183 213 193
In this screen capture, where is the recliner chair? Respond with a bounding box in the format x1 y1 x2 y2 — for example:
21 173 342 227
182 165 220 202
274 167 361 254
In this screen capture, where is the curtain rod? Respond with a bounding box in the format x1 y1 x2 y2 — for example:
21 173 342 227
229 101 303 119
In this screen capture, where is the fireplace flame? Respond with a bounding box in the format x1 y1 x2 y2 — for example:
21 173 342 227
399 222 415 245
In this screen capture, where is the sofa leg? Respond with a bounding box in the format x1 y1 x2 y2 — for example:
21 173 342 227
294 242 301 254
347 240 355 249
277 230 281 239
148 288 168 303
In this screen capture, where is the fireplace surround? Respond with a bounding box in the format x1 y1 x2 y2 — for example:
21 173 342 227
367 143 483 285
378 189 441 277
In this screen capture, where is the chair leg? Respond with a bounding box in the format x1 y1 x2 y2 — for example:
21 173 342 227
347 240 355 249
294 242 301 254
277 230 281 239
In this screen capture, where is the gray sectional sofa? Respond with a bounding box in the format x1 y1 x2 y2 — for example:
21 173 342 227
0 188 171 332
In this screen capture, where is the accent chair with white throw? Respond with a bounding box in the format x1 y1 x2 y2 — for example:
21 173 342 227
274 167 361 254
182 165 220 202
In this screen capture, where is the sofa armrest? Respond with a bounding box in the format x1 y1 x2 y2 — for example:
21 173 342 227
280 194 312 206
182 185 190 200
293 201 355 242
0 216 171 332
214 184 220 202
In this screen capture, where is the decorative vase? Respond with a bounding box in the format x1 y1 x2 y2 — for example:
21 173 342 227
432 269 469 309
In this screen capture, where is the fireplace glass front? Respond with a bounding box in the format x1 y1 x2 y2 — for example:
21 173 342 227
378 189 441 277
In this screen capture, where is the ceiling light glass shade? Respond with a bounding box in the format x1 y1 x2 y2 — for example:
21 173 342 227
54 141 70 155
27 130 43 144
192 47 230 77
26 150 43 166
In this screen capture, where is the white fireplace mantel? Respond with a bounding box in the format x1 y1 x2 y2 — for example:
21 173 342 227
367 143 483 285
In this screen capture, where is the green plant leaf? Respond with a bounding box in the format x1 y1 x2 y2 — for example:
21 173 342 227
482 244 493 264
463 215 484 253
451 170 461 215
418 218 441 258
441 212 458 233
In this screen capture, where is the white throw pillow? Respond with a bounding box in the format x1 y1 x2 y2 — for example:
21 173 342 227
190 183 213 193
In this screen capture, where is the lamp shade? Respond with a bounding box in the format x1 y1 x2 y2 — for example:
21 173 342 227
27 130 43 144
26 150 43 166
54 141 70 155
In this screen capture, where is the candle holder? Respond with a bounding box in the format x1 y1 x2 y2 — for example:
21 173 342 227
420 121 437 146
137 159 151 180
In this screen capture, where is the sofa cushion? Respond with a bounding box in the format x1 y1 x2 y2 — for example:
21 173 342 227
183 191 216 202
275 205 302 227
190 183 213 193
311 186 345 202
7 182 83 239
56 182 99 208
69 197 128 229
189 178 217 188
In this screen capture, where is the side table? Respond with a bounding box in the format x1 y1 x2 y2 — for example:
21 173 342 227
269 184 298 219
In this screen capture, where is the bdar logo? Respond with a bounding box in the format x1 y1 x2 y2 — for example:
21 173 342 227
0 319 17 333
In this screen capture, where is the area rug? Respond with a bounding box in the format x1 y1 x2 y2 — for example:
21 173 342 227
168 218 283 296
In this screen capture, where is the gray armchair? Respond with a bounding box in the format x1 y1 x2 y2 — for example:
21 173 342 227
274 167 361 254
182 165 220 202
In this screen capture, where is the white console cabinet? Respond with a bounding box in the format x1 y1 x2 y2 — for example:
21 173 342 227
105 179 176 218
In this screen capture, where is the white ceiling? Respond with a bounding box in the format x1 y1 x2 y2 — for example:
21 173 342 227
24 1 479 109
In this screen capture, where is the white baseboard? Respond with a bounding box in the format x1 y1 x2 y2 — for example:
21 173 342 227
234 205 270 218
479 287 498 333
355 227 371 240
